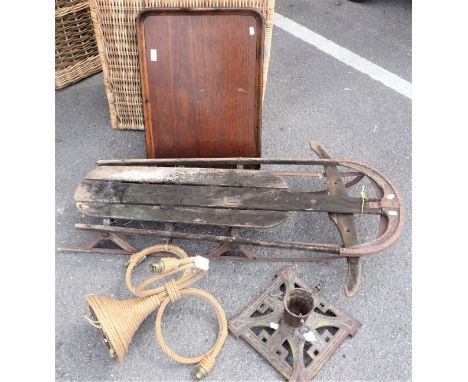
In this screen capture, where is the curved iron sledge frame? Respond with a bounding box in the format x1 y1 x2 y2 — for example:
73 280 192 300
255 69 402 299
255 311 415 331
332 159 404 257
81 163 404 260
87 159 403 258
60 143 404 297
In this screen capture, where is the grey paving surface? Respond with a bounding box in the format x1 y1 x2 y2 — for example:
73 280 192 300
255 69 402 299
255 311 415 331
276 0 412 81
56 1 411 381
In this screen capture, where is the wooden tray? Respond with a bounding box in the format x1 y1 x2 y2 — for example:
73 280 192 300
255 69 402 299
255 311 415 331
137 8 264 159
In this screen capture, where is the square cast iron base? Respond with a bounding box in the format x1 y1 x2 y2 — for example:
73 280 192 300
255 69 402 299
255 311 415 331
229 267 361 381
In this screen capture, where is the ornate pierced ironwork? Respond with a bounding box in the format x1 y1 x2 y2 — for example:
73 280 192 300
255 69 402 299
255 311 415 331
229 267 361 381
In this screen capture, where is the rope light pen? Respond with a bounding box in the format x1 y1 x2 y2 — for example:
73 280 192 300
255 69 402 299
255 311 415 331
85 243 227 379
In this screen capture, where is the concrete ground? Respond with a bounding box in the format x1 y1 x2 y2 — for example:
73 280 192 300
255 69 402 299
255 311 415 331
56 1 411 381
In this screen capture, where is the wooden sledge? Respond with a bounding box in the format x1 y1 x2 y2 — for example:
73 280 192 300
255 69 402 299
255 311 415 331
59 141 404 297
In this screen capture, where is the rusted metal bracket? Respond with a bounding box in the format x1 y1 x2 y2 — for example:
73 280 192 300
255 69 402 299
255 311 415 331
229 267 361 381
309 140 361 297
210 227 256 259
57 218 137 255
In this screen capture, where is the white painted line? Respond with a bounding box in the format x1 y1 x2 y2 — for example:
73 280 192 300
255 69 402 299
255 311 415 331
274 13 412 99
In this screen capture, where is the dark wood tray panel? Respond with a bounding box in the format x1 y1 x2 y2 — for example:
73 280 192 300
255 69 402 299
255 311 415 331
137 8 264 159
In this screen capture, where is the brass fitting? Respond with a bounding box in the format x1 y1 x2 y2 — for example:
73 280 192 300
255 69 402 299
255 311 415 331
194 367 207 380
151 257 182 273
150 261 165 273
195 355 215 380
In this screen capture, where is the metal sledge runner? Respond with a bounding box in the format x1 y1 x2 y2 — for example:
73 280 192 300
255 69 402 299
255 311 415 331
59 140 404 297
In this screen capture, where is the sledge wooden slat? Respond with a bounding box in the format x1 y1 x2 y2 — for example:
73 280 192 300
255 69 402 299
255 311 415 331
137 9 264 159
75 180 381 214
76 202 288 228
85 166 288 189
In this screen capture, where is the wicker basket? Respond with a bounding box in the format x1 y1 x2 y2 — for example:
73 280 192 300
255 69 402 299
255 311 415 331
89 0 276 130
55 0 102 89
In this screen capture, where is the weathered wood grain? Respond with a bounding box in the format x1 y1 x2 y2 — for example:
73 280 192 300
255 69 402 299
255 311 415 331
85 166 288 189
75 180 380 214
76 202 288 228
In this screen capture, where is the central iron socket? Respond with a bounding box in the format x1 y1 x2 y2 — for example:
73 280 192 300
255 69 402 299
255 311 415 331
283 288 314 328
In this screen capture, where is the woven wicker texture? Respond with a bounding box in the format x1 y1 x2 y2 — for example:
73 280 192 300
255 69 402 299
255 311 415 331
89 0 276 130
55 0 102 89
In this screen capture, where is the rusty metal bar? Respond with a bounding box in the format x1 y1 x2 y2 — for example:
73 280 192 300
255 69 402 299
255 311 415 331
73 223 344 256
97 158 342 166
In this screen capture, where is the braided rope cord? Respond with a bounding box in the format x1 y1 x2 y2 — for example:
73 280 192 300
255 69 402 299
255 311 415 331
125 243 227 378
